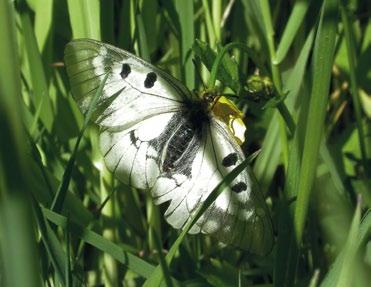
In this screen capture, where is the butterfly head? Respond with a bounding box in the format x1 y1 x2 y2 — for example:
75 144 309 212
201 90 220 107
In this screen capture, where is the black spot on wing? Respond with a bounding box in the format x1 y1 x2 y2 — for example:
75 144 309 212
129 130 140 148
144 72 157 88
222 153 238 167
231 182 247 193
120 63 131 79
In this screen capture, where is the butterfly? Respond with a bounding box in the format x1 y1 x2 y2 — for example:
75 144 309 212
64 39 273 255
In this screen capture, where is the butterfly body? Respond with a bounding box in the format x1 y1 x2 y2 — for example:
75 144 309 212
64 39 273 255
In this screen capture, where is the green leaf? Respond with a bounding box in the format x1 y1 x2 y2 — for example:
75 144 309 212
193 39 240 92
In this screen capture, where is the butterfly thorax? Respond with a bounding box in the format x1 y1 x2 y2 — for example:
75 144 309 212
161 104 208 174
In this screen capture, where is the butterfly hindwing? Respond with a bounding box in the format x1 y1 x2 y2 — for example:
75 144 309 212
151 118 273 254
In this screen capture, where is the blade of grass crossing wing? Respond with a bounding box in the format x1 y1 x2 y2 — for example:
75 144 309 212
143 158 250 287
50 74 109 213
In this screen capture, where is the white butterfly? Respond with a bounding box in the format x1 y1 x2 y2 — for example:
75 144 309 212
64 39 273 255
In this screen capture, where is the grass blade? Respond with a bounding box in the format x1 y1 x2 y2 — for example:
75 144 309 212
321 208 371 287
0 1 42 286
274 0 310 64
294 0 339 241
175 0 195 89
19 6 54 132
42 207 181 284
67 0 101 39
339 3 369 175
50 74 109 212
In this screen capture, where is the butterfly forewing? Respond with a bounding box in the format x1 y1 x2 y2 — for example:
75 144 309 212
64 39 273 255
64 39 189 130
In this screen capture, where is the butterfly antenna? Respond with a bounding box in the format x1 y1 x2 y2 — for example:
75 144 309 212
192 58 207 90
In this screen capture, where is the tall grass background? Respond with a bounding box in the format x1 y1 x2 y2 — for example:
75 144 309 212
0 0 370 286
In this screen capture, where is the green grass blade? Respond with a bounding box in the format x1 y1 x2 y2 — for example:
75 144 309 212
321 208 371 287
253 112 281 192
19 6 54 132
33 0 53 52
201 0 216 46
65 216 72 287
175 0 195 89
294 0 339 241
0 198 42 287
0 1 42 286
67 0 101 39
258 0 282 93
42 207 181 284
339 4 369 175
136 12 150 61
274 0 310 64
333 197 361 287
32 197 67 285
50 74 109 213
